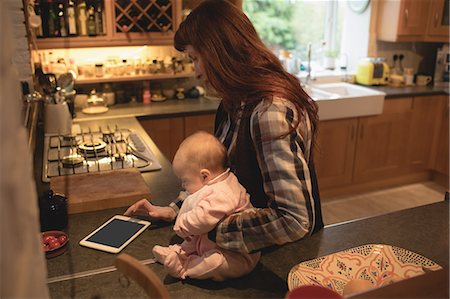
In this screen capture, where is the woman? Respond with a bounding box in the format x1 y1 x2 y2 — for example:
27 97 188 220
126 0 323 254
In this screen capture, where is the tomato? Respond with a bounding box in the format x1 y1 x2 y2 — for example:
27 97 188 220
58 235 67 244
48 239 61 250
43 243 50 251
43 235 56 244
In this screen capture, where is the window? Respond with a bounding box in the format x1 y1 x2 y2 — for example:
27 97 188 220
243 0 370 74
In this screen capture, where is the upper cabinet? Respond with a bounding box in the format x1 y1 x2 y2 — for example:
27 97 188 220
376 0 449 43
33 0 182 49
425 0 450 41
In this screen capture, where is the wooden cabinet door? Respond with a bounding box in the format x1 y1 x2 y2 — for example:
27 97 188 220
184 113 216 137
139 117 184 162
426 0 450 41
353 98 412 184
432 96 449 176
377 0 430 41
397 0 430 37
315 118 358 189
406 96 442 171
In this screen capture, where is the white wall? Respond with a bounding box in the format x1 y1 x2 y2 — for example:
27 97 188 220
340 3 371 72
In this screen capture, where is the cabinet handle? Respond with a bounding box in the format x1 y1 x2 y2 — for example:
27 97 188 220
359 125 364 139
434 13 439 27
404 9 409 26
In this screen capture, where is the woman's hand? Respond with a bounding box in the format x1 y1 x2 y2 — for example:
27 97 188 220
124 199 177 222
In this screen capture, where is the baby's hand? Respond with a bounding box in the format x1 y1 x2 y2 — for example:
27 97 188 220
124 199 177 222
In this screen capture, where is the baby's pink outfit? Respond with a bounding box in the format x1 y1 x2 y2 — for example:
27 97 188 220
152 171 260 281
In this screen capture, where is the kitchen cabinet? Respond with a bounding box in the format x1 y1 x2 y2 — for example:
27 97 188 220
34 0 182 49
376 0 449 43
139 116 184 162
139 112 215 162
406 95 442 172
184 113 215 136
315 118 358 189
425 0 450 42
431 96 449 179
377 0 430 42
353 98 412 184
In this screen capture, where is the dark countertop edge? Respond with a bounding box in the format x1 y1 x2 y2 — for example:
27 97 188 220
366 85 449 99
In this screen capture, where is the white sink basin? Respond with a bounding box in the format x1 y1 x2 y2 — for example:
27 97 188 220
306 82 386 121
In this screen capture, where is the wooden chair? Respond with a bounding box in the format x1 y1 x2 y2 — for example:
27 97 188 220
115 253 170 299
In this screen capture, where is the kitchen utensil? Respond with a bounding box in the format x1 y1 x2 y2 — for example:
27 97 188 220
41 73 58 95
50 168 151 214
57 72 75 92
44 102 73 135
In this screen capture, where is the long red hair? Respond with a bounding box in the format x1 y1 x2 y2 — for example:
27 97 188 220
174 0 318 139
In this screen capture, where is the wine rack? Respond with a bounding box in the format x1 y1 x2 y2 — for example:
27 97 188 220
114 0 175 33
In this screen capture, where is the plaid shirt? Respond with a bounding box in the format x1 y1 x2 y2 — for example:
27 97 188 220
171 98 321 253
213 98 321 253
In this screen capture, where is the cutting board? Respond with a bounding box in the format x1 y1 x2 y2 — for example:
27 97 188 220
50 168 151 214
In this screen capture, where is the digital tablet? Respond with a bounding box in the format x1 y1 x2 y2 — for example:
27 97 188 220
79 215 151 254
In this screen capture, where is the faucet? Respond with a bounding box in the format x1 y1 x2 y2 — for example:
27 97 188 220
305 43 312 85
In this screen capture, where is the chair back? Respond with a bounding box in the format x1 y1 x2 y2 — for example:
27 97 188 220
115 253 170 299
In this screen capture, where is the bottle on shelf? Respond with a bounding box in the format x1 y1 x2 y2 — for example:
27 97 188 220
76 0 88 36
95 0 104 35
47 1 57 37
142 81 152 104
57 3 67 37
32 1 44 37
67 0 78 36
87 6 96 36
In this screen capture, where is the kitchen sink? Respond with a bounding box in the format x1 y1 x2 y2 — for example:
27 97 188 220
305 82 386 121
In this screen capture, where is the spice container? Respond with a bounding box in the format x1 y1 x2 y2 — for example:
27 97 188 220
95 63 104 77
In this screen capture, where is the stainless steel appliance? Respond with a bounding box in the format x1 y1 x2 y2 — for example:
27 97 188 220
434 44 450 87
42 124 161 182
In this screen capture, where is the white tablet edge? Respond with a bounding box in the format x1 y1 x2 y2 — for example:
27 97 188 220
79 215 151 254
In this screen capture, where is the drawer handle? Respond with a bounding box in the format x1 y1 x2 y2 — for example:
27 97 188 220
404 9 409 26
434 13 439 27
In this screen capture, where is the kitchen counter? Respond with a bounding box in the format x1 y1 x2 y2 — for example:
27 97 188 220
74 96 220 122
72 86 448 123
46 200 449 298
368 85 449 98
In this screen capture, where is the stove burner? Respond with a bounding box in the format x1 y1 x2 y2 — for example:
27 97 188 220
61 155 84 168
78 140 107 154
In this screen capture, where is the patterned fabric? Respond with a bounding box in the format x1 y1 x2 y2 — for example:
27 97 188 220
213 98 322 253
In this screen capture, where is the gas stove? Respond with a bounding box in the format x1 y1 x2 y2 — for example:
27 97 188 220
42 124 161 182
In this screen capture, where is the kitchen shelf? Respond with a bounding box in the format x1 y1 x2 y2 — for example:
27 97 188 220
75 71 195 84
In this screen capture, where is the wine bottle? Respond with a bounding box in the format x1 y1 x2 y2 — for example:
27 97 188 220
47 0 57 37
87 6 96 36
33 1 44 37
57 3 67 37
67 0 77 36
77 0 87 36
94 0 104 35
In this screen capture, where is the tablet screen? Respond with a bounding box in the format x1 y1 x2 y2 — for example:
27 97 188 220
85 218 146 248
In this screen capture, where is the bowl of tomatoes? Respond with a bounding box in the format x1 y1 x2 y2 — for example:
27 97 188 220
42 230 69 258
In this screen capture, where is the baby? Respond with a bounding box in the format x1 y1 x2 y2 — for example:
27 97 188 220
152 131 260 281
